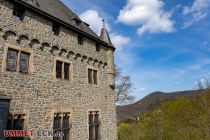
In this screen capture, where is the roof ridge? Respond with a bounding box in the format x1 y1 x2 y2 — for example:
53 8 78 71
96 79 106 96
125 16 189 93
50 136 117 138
15 0 114 49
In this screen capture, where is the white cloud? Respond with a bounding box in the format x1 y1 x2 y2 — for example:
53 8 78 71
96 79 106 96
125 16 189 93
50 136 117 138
183 0 209 15
110 33 130 50
80 10 130 50
117 0 175 35
182 0 210 28
79 10 110 35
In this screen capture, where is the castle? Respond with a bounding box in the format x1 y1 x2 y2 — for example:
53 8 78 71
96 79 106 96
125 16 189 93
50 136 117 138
0 0 117 140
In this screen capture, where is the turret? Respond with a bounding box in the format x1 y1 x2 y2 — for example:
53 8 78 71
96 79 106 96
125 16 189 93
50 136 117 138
100 20 115 89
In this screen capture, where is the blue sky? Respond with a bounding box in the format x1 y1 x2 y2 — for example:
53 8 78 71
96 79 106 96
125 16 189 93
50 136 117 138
61 0 210 100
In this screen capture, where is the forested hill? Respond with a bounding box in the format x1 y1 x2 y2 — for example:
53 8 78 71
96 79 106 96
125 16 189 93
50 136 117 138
117 89 204 121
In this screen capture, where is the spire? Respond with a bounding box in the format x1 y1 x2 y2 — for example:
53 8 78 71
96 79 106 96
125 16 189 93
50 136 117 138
102 19 105 28
100 19 113 46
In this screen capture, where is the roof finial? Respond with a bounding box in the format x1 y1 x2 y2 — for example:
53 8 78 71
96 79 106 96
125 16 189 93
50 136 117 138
102 19 105 28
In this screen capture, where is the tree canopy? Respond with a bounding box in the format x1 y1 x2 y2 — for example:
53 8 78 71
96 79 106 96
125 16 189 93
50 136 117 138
118 90 210 140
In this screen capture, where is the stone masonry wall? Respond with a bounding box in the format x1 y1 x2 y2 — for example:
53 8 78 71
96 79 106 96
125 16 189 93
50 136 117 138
0 1 117 140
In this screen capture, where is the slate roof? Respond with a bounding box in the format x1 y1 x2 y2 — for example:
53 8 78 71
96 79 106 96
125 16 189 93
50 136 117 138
14 0 114 49
100 26 113 46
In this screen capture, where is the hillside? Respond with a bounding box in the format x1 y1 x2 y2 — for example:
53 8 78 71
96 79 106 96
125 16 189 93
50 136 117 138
117 89 205 121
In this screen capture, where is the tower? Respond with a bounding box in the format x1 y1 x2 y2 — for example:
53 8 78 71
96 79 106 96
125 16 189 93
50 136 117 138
100 19 115 89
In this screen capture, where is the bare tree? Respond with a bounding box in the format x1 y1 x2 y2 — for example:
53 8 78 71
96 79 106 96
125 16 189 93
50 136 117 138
115 65 135 104
197 78 210 89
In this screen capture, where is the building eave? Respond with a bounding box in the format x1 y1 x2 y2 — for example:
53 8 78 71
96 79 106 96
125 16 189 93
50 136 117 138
14 0 115 51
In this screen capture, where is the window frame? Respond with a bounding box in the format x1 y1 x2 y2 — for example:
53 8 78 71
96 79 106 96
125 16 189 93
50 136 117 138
6 48 18 71
87 67 99 85
93 70 98 85
88 111 101 140
88 68 93 84
6 111 29 140
3 43 33 74
52 110 72 140
19 52 30 73
56 60 63 79
64 63 70 80
54 57 72 81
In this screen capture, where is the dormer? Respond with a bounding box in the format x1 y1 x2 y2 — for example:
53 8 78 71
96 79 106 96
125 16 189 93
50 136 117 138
72 15 82 29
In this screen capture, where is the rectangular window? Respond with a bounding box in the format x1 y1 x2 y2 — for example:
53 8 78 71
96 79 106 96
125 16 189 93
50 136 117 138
78 34 84 45
53 113 61 140
89 112 100 140
56 60 71 80
52 22 60 35
88 69 98 85
63 113 70 140
95 113 100 140
6 49 18 71
93 70 98 85
19 52 29 73
13 5 24 21
6 48 31 73
56 61 62 79
53 113 70 140
6 114 25 140
64 63 70 80
89 113 94 140
88 69 93 84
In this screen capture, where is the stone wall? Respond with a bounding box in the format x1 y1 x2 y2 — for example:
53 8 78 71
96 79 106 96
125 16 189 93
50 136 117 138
0 1 117 140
